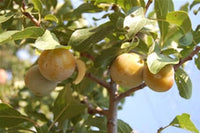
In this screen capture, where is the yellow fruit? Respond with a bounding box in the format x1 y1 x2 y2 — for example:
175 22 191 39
73 59 86 85
143 65 174 92
110 53 144 88
24 65 57 96
38 48 76 82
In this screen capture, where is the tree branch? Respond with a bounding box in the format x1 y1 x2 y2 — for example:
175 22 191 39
21 0 40 27
174 46 200 71
145 0 153 14
81 97 108 116
116 83 146 102
85 72 113 92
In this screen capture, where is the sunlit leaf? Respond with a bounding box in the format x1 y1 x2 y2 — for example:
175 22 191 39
170 113 199 133
0 31 19 44
147 52 179 74
175 68 192 99
178 32 193 46
195 53 200 70
31 0 43 13
123 7 147 38
44 14 59 23
33 30 70 50
166 11 192 33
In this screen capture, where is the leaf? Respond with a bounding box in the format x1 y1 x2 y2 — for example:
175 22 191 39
0 12 13 24
178 32 193 46
44 14 59 23
53 86 86 126
31 0 43 13
166 11 192 33
117 119 133 133
33 30 70 50
170 113 199 133
0 103 28 128
123 7 147 38
147 52 179 74
0 31 19 44
175 68 192 99
85 116 107 131
195 53 200 70
12 27 45 40
190 0 200 10
68 22 114 51
0 27 44 44
95 0 145 11
155 0 174 42
94 44 123 68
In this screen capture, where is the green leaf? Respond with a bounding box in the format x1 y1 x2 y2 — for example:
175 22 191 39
31 0 43 13
44 14 59 23
147 52 179 74
53 85 86 126
123 7 147 38
166 11 192 33
117 119 133 133
33 30 70 50
68 22 114 51
0 12 13 24
155 0 174 42
190 0 200 10
85 116 107 131
0 103 28 128
178 32 193 46
0 27 44 44
94 44 123 68
170 113 199 133
175 68 192 99
0 31 19 44
195 53 200 70
12 27 45 40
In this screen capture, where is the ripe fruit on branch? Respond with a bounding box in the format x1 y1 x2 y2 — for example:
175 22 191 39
73 59 86 85
143 65 174 92
0 68 7 85
38 48 76 82
24 65 57 96
110 53 144 88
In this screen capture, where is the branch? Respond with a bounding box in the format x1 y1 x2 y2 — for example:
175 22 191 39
145 0 153 14
21 0 40 27
174 46 200 71
85 72 113 92
81 97 108 116
115 83 146 102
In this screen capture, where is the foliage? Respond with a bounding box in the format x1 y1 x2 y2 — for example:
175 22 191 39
0 0 200 133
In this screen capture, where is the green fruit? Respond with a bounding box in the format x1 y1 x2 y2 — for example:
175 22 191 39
24 65 57 96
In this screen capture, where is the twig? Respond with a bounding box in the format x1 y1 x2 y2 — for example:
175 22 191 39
115 83 146 102
174 46 200 71
157 124 170 133
81 97 108 116
21 0 40 27
85 72 112 92
145 0 153 14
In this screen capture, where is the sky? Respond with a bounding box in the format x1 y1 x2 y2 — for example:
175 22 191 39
18 0 200 132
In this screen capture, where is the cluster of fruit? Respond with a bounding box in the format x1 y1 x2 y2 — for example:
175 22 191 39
24 48 86 96
110 53 174 92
